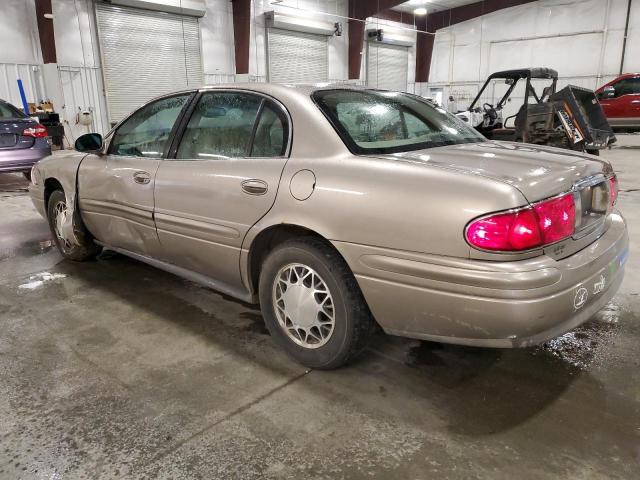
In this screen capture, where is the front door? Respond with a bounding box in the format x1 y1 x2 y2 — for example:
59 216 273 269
598 76 640 126
79 93 193 257
153 91 290 290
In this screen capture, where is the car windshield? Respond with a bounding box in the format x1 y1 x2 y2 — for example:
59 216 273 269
0 101 26 119
313 89 485 154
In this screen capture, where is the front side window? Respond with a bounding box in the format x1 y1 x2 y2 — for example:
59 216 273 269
612 77 640 97
177 92 262 159
313 90 485 154
109 93 192 158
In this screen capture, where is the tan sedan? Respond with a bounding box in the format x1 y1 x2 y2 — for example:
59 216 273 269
29 84 628 368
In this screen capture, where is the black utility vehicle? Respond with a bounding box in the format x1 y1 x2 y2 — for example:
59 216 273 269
456 68 615 155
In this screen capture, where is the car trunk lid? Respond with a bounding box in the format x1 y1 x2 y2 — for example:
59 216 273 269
377 140 610 203
0 118 37 149
374 140 614 259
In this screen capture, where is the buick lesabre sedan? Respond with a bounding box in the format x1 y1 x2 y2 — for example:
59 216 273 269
29 84 628 368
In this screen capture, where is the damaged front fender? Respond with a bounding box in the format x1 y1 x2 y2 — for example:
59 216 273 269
31 150 92 248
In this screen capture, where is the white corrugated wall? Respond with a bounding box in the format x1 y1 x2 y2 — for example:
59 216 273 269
424 0 640 112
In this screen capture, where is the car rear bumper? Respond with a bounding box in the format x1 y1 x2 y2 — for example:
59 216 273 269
0 142 51 172
334 212 628 348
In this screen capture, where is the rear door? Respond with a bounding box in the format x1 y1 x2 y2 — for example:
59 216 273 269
153 90 290 289
78 92 193 257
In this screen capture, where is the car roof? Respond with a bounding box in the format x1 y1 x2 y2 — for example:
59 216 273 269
614 73 640 79
0 98 26 116
190 83 409 108
487 68 558 80
152 83 412 106
199 82 374 97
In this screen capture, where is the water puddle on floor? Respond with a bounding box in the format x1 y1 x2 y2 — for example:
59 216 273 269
535 302 624 369
0 238 55 261
0 173 29 193
239 311 270 336
403 302 628 373
17 271 67 290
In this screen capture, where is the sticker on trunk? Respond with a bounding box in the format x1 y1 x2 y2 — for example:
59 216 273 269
574 287 589 310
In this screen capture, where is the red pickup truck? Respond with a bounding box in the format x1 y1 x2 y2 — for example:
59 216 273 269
596 73 640 130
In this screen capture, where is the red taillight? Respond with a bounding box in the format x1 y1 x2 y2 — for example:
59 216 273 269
533 193 575 244
22 124 48 138
466 193 575 252
466 209 541 251
609 175 618 207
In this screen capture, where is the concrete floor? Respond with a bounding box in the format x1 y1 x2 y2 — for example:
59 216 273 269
1 137 639 480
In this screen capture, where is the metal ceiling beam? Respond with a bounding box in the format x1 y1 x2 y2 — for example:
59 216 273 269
34 0 57 64
232 0 251 75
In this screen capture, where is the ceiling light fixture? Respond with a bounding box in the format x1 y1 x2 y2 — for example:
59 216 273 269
413 7 427 15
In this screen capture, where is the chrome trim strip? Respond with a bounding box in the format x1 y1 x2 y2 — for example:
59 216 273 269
573 173 606 190
195 87 294 158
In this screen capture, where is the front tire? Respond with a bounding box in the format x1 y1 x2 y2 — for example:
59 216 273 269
47 189 101 261
259 238 375 369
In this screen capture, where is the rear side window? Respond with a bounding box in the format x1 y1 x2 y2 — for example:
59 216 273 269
250 102 288 157
314 89 484 154
177 92 261 159
0 102 25 119
109 93 192 158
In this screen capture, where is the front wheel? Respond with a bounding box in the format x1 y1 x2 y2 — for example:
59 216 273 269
259 238 375 369
47 189 101 261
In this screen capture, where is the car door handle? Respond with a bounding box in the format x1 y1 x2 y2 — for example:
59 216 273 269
241 179 268 195
133 171 151 185
631 100 640 104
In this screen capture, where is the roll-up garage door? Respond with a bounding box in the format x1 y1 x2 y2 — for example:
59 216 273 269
267 28 328 84
96 3 203 124
367 43 409 92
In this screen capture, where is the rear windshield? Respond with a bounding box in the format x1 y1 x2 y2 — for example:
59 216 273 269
0 101 26 119
313 89 485 154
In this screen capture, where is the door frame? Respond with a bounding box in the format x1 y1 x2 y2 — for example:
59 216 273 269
101 90 199 158
165 88 293 160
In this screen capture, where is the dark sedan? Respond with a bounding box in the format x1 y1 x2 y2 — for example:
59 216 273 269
0 99 51 179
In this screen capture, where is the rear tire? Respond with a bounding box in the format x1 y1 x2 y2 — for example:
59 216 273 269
47 189 101 261
259 237 375 369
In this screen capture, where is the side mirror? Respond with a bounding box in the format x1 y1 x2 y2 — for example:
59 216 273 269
602 86 616 99
75 133 103 153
